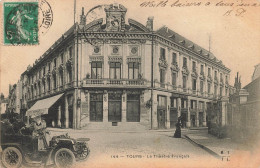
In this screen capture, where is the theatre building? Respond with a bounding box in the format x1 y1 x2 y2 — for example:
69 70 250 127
22 4 230 129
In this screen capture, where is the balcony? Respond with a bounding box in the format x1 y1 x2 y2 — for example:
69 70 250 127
83 78 147 88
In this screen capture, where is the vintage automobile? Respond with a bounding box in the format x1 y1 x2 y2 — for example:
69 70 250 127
0 119 90 168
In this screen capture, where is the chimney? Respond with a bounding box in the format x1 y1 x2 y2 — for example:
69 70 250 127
80 7 86 25
146 16 154 31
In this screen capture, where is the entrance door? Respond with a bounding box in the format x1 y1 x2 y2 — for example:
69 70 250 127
90 93 103 121
191 114 195 127
108 93 122 122
199 112 203 127
127 94 140 122
157 96 167 129
158 109 166 129
170 109 178 128
181 112 187 128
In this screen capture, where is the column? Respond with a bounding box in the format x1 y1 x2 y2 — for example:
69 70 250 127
187 99 191 128
122 90 127 122
103 44 109 78
73 91 77 129
122 44 127 79
76 89 81 129
152 93 158 129
57 105 61 127
203 101 207 126
65 95 69 128
195 100 199 127
166 95 171 129
103 90 108 122
177 98 181 117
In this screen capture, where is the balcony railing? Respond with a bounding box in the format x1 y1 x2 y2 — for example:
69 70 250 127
84 78 147 88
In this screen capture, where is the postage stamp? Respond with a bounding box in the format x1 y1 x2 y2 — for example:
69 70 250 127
3 2 38 45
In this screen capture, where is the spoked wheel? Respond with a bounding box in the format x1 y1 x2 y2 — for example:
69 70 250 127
54 148 76 168
1 147 23 168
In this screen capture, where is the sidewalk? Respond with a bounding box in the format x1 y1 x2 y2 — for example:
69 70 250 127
184 129 251 159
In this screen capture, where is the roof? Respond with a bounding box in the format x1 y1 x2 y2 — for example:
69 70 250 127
243 76 260 89
252 63 260 81
156 26 229 70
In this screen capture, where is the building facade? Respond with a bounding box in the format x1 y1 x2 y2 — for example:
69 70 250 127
21 4 230 129
228 70 260 140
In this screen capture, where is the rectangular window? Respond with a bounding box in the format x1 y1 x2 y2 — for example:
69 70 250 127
181 99 187 108
200 65 204 74
43 67 45 75
170 98 177 108
160 69 165 87
214 85 217 95
208 68 211 76
208 83 211 93
172 53 177 64
39 70 41 78
172 73 177 87
54 58 57 68
128 62 139 79
192 61 196 72
43 81 45 93
48 63 51 71
53 75 57 88
60 72 63 86
183 76 187 89
157 96 166 107
225 88 228 96
191 100 194 109
220 87 223 96
200 80 204 93
160 48 166 60
91 62 102 79
192 79 196 90
61 53 64 63
183 57 187 68
109 62 121 79
69 47 72 58
215 71 217 79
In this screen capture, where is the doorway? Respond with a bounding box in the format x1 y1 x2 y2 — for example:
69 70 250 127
157 96 167 129
108 93 122 122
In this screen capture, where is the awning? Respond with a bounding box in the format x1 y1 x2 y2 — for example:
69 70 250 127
26 93 64 118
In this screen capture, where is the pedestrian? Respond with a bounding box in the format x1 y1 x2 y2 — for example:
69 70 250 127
174 116 182 138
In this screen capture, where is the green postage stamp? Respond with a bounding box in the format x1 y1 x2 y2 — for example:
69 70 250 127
3 2 38 45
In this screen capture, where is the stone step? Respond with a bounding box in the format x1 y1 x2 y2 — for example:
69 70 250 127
82 122 148 131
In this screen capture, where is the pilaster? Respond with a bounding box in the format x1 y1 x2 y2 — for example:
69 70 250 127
122 90 127 122
187 99 191 128
103 90 108 122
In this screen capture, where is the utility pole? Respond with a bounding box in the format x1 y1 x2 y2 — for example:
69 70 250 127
208 34 211 53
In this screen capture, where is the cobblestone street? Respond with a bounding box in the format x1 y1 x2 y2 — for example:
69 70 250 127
50 129 222 168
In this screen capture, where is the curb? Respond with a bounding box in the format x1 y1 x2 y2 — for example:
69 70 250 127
184 135 222 159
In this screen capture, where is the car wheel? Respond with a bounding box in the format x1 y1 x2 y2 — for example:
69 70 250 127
1 147 23 168
54 148 76 168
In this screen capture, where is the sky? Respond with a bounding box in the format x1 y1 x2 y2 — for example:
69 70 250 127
1 0 260 97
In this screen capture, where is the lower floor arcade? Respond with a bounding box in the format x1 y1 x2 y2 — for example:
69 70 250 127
26 88 228 130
